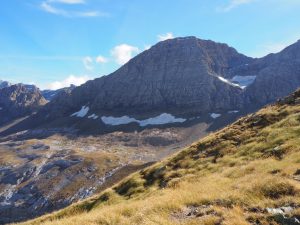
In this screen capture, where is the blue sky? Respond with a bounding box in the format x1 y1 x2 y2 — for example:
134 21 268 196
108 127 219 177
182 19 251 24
1 0 300 89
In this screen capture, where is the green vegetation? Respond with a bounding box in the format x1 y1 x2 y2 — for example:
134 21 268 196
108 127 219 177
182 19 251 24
18 90 300 225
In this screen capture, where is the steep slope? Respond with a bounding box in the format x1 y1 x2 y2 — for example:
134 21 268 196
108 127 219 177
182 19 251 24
43 37 250 118
0 84 47 125
0 123 209 224
20 89 300 225
17 38 247 128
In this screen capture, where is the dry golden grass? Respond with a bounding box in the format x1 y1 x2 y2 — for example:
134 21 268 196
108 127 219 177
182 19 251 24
16 92 300 225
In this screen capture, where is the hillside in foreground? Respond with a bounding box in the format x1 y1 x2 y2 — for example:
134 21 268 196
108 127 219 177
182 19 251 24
18 90 300 225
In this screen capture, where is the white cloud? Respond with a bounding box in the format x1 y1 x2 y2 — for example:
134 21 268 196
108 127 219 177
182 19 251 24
144 45 152 50
157 32 174 41
40 1 106 18
111 44 140 65
218 0 255 12
48 0 85 4
83 56 94 71
47 75 90 90
96 55 108 64
41 2 67 16
77 11 101 17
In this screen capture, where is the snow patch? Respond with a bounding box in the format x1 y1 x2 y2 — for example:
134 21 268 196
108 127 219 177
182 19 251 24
228 110 239 114
217 75 256 89
231 75 256 89
139 113 186 127
101 116 137 126
210 113 221 119
88 114 99 120
217 76 240 88
101 113 186 127
267 206 294 215
71 106 89 118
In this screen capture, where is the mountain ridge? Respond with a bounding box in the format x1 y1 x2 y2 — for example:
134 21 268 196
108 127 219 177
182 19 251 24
5 36 299 135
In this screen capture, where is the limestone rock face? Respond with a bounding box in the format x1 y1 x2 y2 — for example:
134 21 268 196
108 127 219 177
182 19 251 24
11 37 300 129
0 84 47 125
42 37 252 120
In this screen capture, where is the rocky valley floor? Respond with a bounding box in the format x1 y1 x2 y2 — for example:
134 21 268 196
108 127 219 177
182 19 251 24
0 119 215 224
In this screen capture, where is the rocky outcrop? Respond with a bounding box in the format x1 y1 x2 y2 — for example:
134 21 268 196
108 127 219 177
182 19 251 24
0 84 47 125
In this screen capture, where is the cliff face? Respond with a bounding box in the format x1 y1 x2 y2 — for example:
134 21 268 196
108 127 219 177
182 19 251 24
0 84 47 125
41 37 253 120
4 37 300 131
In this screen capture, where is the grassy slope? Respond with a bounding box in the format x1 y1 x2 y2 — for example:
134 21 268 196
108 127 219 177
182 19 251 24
18 90 300 225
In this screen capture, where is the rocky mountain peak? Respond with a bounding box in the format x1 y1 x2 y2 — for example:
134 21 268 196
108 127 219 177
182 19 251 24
3 37 300 135
38 37 252 122
133 37 252 77
0 84 47 125
1 84 46 106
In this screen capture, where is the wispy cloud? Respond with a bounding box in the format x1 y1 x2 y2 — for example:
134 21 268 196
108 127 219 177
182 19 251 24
96 55 108 64
144 45 152 50
41 2 68 16
48 0 85 4
217 0 255 12
77 11 102 17
40 0 108 18
82 56 94 71
157 32 174 41
111 44 140 65
47 75 90 90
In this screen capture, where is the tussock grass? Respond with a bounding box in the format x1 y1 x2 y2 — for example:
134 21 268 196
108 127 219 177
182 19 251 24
17 91 300 225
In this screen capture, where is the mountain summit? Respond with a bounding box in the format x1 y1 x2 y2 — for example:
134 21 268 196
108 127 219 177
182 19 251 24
3 37 300 134
43 37 251 118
